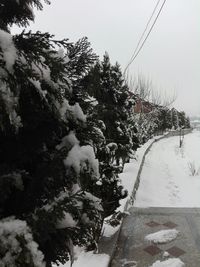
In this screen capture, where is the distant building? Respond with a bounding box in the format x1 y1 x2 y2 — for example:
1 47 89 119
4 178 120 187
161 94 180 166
134 98 154 113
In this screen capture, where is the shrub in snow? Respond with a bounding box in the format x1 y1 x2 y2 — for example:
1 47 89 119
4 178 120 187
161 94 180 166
0 1 104 266
80 53 140 223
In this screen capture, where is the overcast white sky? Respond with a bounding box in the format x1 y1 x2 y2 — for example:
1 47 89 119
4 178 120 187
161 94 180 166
13 0 200 116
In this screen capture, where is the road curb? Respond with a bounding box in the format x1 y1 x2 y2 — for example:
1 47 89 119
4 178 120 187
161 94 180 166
98 128 192 266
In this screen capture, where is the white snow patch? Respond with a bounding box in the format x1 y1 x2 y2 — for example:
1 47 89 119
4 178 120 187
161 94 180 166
0 29 17 72
64 144 99 178
57 99 86 122
29 78 47 98
145 229 179 244
135 131 200 207
56 212 77 229
0 218 45 267
54 251 110 267
148 258 185 267
102 135 164 238
163 251 170 258
56 131 80 150
0 82 22 130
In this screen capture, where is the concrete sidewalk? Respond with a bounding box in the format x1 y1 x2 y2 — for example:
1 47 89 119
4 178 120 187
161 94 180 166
111 207 200 267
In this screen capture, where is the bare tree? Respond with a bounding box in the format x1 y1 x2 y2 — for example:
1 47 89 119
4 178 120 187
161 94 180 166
126 73 177 108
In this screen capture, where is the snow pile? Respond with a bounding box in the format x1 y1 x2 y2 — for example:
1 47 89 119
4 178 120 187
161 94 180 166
145 229 179 244
0 217 45 267
0 29 17 72
64 144 99 178
163 251 170 258
148 258 185 267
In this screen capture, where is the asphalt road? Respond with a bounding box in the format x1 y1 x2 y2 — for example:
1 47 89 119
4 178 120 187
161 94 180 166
111 207 200 267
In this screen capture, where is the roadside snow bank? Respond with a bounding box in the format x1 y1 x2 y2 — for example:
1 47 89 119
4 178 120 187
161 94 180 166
135 131 200 207
102 135 164 237
55 251 109 267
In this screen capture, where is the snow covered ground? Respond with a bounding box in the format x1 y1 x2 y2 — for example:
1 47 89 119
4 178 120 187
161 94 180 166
135 130 200 207
103 135 164 237
56 135 162 267
57 130 200 267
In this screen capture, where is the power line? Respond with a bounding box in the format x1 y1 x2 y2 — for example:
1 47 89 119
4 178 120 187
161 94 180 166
124 0 167 76
124 0 161 76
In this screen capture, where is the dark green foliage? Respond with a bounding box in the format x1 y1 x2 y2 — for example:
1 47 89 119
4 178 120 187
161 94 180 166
0 21 103 267
80 53 139 220
0 0 50 30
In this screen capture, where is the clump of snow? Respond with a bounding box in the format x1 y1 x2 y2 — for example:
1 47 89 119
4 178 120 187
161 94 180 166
93 126 105 140
106 142 118 151
0 217 45 267
31 60 60 91
57 99 86 122
148 258 185 267
0 82 22 130
42 191 69 212
29 78 47 99
72 183 81 194
0 29 17 72
85 95 98 106
96 180 102 186
56 212 77 229
56 131 80 150
145 229 179 244
163 251 170 258
64 144 99 178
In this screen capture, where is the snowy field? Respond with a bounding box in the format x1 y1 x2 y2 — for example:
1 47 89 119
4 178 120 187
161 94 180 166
135 130 200 207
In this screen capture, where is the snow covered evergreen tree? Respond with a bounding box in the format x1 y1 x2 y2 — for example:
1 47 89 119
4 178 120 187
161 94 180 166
0 1 103 266
156 107 173 133
80 53 139 221
171 108 180 129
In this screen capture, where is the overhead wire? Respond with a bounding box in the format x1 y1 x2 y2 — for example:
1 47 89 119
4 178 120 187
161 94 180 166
124 0 161 75
124 0 167 77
